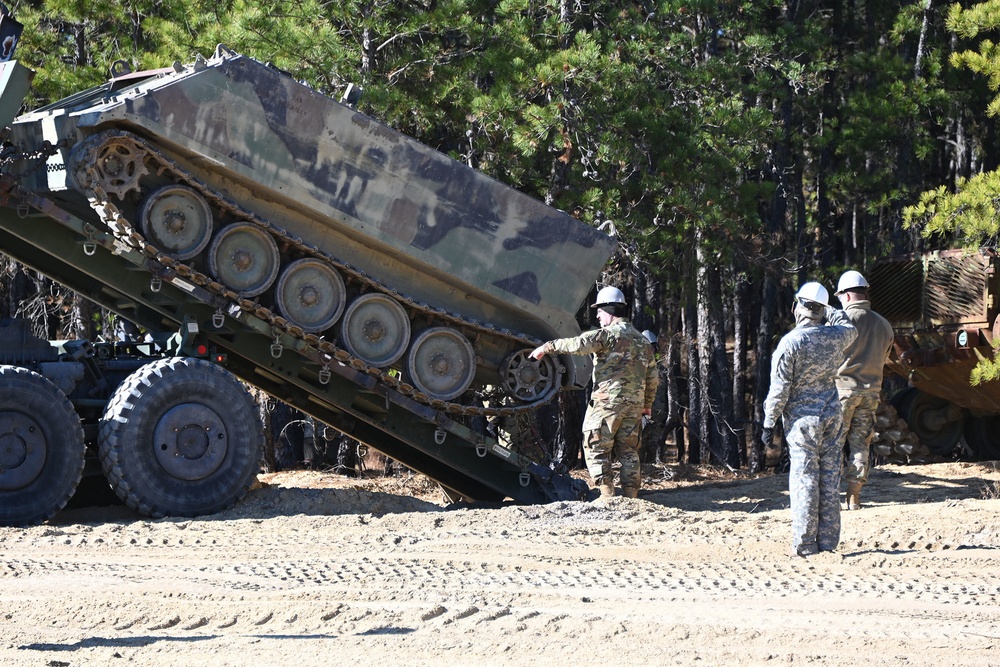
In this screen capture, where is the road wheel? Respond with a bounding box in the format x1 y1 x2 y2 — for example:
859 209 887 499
275 258 347 333
139 184 214 260
0 366 85 526
207 221 280 296
99 358 263 518
339 293 411 367
406 327 477 401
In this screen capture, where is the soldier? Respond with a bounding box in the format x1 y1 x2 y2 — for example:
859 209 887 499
829 270 895 510
762 282 857 557
641 329 666 457
530 286 659 499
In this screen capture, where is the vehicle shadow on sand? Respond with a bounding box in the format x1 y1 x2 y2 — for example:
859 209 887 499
49 462 1000 525
636 463 1000 514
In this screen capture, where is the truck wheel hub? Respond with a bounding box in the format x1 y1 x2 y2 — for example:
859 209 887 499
0 433 26 469
153 403 228 480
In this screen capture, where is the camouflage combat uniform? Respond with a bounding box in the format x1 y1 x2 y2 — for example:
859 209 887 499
763 318 857 555
544 319 659 491
828 303 894 487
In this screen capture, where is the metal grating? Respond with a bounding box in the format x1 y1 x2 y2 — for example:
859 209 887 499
924 254 988 323
868 251 993 329
868 258 923 325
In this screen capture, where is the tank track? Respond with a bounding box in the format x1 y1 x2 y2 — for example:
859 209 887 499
73 130 561 418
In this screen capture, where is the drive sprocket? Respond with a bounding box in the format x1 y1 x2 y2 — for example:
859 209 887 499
69 135 149 198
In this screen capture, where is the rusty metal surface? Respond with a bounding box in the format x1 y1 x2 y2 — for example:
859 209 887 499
871 249 1000 413
887 332 1000 413
869 249 994 330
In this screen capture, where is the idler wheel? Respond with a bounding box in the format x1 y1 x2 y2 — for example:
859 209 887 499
275 259 347 333
338 293 411 367
406 327 477 401
139 184 214 260
207 222 280 296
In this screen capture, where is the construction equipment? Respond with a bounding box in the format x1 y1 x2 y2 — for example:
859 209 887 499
867 248 1000 461
0 44 615 525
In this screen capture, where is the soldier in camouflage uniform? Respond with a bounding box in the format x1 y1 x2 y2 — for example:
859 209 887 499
530 286 659 499
830 271 894 510
762 282 857 557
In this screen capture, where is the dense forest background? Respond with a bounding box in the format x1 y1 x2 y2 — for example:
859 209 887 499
5 0 1000 474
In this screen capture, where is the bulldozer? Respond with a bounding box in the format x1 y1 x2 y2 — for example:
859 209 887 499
868 248 1000 462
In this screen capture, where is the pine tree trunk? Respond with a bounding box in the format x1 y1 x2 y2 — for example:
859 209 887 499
751 274 780 473
684 302 700 464
732 269 749 467
664 325 685 464
697 237 738 468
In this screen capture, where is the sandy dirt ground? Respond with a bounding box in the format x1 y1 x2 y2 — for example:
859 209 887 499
2 460 1000 667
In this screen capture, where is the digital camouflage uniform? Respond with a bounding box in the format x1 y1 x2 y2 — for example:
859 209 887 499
828 303 894 487
545 319 659 490
764 318 857 554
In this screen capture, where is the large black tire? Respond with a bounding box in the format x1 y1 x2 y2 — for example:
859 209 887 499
98 357 263 518
963 416 1000 461
891 388 963 457
0 366 85 526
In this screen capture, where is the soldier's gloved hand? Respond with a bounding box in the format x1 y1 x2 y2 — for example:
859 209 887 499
761 427 774 447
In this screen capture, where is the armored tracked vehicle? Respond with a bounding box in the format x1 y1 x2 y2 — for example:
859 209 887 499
0 44 615 525
868 249 1000 461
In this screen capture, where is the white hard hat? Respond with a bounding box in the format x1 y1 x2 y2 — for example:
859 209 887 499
592 285 626 309
642 330 657 345
795 281 829 307
836 270 869 295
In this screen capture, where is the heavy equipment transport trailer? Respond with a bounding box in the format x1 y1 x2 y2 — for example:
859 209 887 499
0 172 585 506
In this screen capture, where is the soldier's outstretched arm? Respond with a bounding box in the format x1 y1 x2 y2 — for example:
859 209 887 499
530 329 605 360
529 343 551 360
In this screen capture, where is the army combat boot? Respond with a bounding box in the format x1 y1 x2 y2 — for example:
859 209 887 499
622 487 639 499
846 481 862 510
599 481 615 498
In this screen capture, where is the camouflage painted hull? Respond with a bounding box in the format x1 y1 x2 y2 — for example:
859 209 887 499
6 47 615 401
